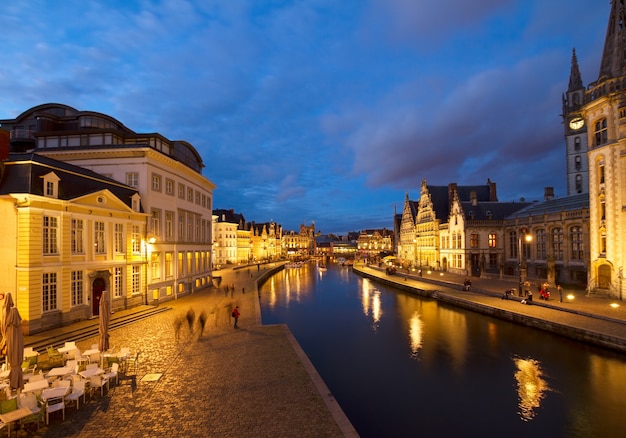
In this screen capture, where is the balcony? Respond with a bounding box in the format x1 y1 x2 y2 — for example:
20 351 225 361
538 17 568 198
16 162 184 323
10 129 36 142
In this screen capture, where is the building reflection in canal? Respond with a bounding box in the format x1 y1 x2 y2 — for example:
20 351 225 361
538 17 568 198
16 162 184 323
260 264 626 437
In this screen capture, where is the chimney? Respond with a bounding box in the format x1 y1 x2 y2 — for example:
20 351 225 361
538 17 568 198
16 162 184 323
544 187 555 201
470 191 477 206
487 178 498 201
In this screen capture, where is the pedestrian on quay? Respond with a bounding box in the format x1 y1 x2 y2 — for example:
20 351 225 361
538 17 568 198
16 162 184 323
558 285 563 303
232 306 240 328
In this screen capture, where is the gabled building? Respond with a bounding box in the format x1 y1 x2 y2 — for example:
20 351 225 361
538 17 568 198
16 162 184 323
0 152 147 334
248 221 282 261
356 228 393 262
282 222 316 259
0 103 216 311
398 179 530 275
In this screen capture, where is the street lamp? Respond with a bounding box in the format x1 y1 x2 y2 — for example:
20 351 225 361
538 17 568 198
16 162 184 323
518 228 532 298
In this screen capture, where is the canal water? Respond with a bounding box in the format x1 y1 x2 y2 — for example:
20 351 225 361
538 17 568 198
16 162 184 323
259 263 626 437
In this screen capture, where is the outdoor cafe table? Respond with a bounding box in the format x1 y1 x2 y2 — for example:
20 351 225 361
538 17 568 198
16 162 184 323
79 367 104 379
0 369 10 379
24 349 39 359
22 379 49 393
0 406 34 435
46 366 74 378
58 345 79 355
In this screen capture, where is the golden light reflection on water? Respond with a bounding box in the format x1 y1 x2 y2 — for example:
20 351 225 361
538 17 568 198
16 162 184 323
408 311 424 359
513 357 549 421
360 278 382 330
266 266 312 311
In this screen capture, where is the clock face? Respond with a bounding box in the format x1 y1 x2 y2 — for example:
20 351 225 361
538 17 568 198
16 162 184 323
569 117 585 130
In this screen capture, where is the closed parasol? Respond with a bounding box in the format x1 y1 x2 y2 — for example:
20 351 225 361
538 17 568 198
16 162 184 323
6 306 24 390
98 290 111 352
0 292 14 356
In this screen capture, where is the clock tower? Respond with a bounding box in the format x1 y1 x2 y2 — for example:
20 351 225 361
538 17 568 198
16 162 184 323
562 49 588 195
577 0 626 299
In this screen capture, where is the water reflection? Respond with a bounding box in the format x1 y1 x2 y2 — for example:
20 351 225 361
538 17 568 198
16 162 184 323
408 311 424 359
513 356 549 421
360 278 382 330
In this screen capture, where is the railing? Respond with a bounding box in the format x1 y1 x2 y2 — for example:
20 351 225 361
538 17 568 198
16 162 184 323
9 129 36 141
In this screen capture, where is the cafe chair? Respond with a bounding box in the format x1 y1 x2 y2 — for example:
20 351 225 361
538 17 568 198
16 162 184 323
126 350 141 375
65 380 86 410
18 393 44 431
104 363 119 389
44 396 65 425
89 375 108 396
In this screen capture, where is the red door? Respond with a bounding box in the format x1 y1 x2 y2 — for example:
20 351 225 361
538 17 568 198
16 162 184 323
92 278 106 315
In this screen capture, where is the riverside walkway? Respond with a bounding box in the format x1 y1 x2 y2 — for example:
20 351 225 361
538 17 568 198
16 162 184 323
354 264 626 353
16 262 626 437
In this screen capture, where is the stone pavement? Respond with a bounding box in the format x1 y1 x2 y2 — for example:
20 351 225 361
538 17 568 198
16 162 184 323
18 263 356 438
14 262 626 437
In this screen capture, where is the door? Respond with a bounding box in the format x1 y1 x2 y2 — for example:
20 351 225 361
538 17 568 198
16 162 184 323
92 277 106 316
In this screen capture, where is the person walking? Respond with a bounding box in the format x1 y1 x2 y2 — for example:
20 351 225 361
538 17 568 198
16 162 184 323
558 285 563 303
232 306 240 329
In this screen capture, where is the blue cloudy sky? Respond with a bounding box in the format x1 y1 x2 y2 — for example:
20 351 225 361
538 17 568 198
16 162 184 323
0 0 609 234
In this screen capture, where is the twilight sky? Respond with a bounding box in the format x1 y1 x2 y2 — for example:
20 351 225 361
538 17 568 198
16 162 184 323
0 0 609 234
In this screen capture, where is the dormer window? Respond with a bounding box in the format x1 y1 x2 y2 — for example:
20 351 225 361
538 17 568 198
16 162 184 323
486 210 493 219
41 172 60 199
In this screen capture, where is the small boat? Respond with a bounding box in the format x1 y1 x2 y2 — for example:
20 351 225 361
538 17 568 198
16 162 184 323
337 257 347 266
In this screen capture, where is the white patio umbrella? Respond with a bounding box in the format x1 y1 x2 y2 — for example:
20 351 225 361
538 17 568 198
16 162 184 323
98 291 111 352
6 306 24 390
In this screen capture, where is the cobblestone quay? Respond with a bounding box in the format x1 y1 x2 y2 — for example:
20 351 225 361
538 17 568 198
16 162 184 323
22 263 356 438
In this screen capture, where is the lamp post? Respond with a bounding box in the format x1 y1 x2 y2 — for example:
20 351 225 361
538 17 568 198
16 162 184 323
518 228 532 298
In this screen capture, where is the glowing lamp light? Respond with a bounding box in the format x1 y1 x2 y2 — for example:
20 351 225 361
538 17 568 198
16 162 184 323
566 294 575 301
610 303 620 309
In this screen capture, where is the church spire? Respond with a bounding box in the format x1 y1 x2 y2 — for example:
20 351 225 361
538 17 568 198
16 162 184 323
568 48 583 91
598 0 626 81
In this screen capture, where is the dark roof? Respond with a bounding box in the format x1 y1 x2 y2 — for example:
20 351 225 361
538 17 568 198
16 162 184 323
213 209 246 228
506 193 589 219
462 201 531 221
0 152 142 211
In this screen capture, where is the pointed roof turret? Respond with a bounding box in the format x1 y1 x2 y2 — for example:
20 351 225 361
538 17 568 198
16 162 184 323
568 48 584 91
598 0 626 81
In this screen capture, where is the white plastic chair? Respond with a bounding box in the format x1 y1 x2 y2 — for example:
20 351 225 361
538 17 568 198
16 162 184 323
104 363 119 388
65 380 86 410
89 375 108 396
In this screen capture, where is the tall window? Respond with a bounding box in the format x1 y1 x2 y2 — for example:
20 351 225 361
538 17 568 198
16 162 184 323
536 229 546 259
151 209 161 237
165 178 174 195
151 173 161 192
132 265 141 295
470 234 479 249
71 271 84 306
576 174 582 193
71 219 84 254
552 228 564 260
165 252 173 278
570 226 584 260
94 221 106 254
574 136 581 150
126 172 139 187
509 231 517 258
179 213 185 240
113 267 123 298
187 187 193 202
178 183 185 199
43 216 58 255
42 272 57 312
575 155 582 170
132 225 141 253
165 212 174 241
595 119 608 145
488 233 497 248
114 223 124 253
151 252 161 280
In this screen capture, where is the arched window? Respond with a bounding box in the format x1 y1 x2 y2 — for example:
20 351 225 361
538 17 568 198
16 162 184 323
575 174 582 193
575 155 582 170
535 229 546 259
574 136 581 150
